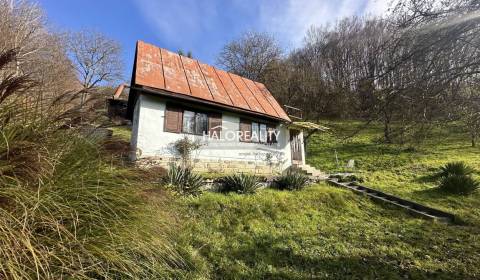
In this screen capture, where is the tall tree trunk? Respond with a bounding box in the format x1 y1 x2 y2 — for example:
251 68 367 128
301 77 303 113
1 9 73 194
384 122 392 144
383 110 392 144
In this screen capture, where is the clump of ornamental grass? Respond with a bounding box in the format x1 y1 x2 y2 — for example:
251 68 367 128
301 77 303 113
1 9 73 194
0 125 190 279
0 40 190 278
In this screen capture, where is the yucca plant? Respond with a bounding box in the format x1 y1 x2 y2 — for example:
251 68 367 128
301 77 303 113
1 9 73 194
434 162 478 195
163 164 204 196
434 162 474 179
219 173 262 194
439 174 479 195
272 170 310 191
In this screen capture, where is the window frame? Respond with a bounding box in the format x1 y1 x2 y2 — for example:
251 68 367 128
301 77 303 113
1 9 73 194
164 104 217 136
239 118 278 145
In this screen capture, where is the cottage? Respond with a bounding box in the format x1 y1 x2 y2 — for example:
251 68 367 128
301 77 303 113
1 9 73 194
126 41 306 174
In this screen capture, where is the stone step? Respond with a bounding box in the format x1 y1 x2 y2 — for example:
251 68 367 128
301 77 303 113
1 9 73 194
295 165 329 180
300 169 322 174
328 179 455 223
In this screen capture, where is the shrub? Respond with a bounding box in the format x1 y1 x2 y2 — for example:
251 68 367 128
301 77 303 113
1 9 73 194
272 171 310 191
439 174 479 195
434 162 474 179
164 164 204 196
173 136 202 168
219 173 262 194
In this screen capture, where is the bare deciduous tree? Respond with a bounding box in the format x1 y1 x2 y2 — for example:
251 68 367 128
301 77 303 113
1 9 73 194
0 0 45 76
455 82 480 147
0 0 89 128
0 0 78 102
217 31 282 81
67 30 123 106
214 0 480 146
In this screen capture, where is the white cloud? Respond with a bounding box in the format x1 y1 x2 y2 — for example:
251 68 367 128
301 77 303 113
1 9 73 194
259 0 393 47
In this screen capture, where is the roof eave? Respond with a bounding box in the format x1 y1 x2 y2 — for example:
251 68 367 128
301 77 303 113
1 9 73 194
133 85 291 123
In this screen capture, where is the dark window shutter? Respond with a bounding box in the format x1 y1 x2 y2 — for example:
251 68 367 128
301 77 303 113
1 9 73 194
208 113 222 139
267 125 277 144
164 105 183 133
239 119 251 142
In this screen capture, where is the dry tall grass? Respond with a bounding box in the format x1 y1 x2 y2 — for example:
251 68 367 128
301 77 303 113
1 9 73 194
0 21 189 279
0 109 192 279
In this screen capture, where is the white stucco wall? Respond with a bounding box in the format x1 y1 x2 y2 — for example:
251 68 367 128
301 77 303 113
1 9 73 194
131 94 301 171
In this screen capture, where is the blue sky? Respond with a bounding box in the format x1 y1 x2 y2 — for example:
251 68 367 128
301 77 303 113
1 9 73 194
38 0 391 81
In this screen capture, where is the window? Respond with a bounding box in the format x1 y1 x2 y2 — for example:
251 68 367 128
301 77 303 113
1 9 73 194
251 122 259 142
165 104 219 136
240 118 277 144
194 112 208 135
267 126 277 144
182 110 195 133
259 124 267 143
182 110 208 135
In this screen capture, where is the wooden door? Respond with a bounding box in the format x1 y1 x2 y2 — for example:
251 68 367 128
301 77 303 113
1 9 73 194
290 130 302 163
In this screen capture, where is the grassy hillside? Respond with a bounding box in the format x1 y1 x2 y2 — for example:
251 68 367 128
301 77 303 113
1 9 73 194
171 122 480 279
0 125 189 279
307 121 480 224
176 184 480 279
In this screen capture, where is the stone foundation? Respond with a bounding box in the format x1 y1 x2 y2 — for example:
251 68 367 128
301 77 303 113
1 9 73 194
136 156 282 175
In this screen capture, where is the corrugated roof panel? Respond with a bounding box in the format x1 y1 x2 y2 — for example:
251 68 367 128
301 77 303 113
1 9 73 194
160 48 191 95
242 77 279 118
229 73 265 113
255 82 291 121
135 42 164 89
198 62 233 105
214 69 250 110
181 56 213 101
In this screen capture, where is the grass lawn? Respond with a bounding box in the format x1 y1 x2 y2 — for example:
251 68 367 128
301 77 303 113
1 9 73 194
177 184 480 279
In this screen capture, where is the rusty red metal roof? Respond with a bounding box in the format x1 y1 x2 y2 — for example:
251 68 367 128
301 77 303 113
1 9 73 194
133 40 291 122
